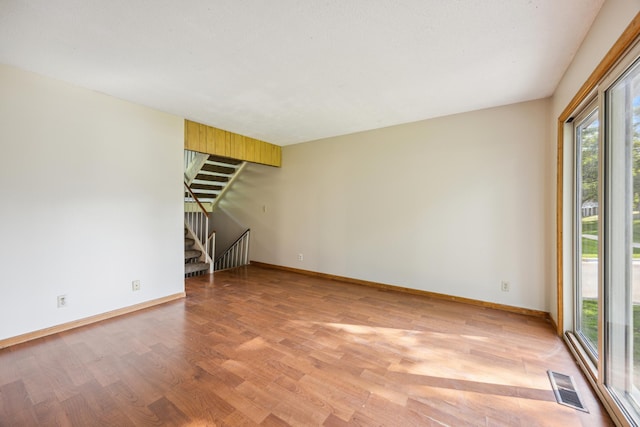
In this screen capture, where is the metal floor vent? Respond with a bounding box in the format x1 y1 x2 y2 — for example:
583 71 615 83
547 370 589 412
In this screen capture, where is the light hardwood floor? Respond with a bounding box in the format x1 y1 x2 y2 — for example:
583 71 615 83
0 265 612 426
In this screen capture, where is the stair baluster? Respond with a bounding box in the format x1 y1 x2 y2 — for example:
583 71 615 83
214 229 250 271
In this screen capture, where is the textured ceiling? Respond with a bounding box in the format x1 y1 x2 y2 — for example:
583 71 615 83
0 0 604 145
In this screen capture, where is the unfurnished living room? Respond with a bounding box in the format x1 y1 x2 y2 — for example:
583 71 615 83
1 1 640 426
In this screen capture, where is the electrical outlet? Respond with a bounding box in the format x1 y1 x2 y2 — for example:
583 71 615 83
132 280 141 291
298 253 304 261
57 295 67 308
501 281 510 292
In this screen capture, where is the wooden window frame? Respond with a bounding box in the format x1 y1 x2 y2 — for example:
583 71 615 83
556 13 640 336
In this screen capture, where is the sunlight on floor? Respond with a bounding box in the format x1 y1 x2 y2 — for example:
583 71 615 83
292 320 558 395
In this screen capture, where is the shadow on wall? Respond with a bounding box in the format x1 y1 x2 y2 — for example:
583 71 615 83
209 207 248 259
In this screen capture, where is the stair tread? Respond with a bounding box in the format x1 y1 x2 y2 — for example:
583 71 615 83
185 262 209 274
195 173 229 183
190 183 224 191
185 249 201 259
201 163 236 175
208 155 242 165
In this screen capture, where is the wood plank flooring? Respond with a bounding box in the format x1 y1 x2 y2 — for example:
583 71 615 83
0 265 613 426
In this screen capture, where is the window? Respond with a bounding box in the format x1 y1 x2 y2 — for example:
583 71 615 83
565 37 640 425
604 53 640 419
574 102 599 362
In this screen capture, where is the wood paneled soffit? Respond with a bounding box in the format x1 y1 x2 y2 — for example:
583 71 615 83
184 120 282 167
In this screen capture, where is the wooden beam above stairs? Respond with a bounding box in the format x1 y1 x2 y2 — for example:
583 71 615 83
184 120 282 167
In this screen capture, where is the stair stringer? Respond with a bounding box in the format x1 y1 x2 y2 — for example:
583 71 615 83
210 161 247 212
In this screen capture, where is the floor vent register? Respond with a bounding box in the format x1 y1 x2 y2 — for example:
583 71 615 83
547 370 588 413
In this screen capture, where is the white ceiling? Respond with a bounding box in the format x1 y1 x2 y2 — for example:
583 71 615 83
0 0 604 146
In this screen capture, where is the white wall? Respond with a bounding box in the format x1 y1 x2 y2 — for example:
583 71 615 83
552 0 639 117
222 99 551 311
549 0 639 324
0 64 184 341
210 208 248 258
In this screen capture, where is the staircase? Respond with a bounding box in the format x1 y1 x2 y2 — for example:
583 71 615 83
184 152 246 212
184 228 210 276
184 150 247 277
